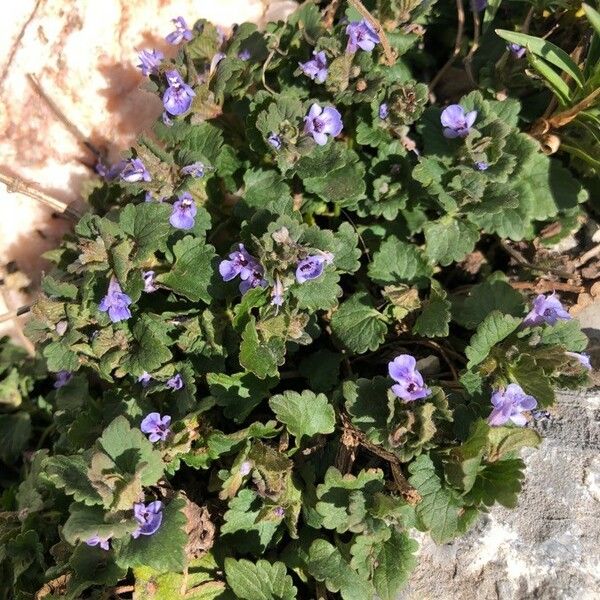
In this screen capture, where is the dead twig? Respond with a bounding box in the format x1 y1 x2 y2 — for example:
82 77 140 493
509 281 585 294
464 5 481 85
575 243 600 268
499 240 574 280
0 172 82 221
429 0 465 92
347 0 396 66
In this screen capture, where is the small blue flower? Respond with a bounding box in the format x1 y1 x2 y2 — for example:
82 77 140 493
132 501 163 538
507 43 526 59
137 49 164 76
299 50 328 84
165 17 193 45
163 70 196 116
238 48 251 61
267 132 282 150
566 352 592 371
523 293 571 327
143 270 157 293
120 158 151 183
295 253 333 283
304 104 343 146
167 373 184 391
169 192 197 229
379 103 389 120
346 20 380 53
271 276 284 308
138 372 152 387
475 161 489 171
54 370 72 389
140 412 171 442
440 104 477 138
388 354 431 402
180 162 206 178
488 384 537 427
99 279 132 323
86 535 110 550
162 111 174 127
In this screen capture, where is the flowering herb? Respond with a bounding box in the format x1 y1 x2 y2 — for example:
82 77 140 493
388 354 431 401
98 278 132 323
140 412 172 442
165 16 193 45
238 48 251 61
132 501 163 538
169 192 197 229
299 50 328 83
120 158 151 182
303 103 343 145
507 43 526 59
440 104 478 138
11 5 595 599
85 535 110 551
523 293 572 327
137 49 164 76
163 70 196 116
488 384 537 426
346 20 380 53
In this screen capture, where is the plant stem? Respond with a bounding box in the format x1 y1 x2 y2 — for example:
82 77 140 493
429 0 465 92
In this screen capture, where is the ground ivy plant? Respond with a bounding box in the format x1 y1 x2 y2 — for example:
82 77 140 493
0 1 595 598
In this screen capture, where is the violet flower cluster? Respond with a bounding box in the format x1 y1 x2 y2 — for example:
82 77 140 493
219 244 266 294
388 354 431 402
137 49 164 76
165 17 193 45
488 384 537 427
299 50 328 83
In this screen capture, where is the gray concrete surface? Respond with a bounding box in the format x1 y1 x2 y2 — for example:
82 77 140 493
398 388 600 600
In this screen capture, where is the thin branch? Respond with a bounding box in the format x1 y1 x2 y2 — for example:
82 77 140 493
347 0 395 66
464 5 481 85
429 0 465 92
27 73 103 159
323 0 342 29
499 240 574 280
341 209 371 262
0 172 82 220
575 242 600 268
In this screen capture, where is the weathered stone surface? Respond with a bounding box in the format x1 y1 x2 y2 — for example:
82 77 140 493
399 389 600 600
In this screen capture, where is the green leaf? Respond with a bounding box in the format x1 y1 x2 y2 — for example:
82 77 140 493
465 311 521 369
306 538 375 600
466 458 526 508
538 319 588 352
119 202 172 260
583 3 600 36
243 169 291 209
62 503 135 545
495 29 584 88
452 280 525 329
372 529 419 600
331 292 388 354
157 236 216 303
6 530 44 583
413 280 451 338
291 270 342 311
239 317 286 379
120 315 173 377
424 218 479 266
369 237 432 285
444 420 489 492
408 454 477 543
298 349 342 393
0 412 31 463
269 390 335 443
116 495 187 573
486 426 541 462
45 454 103 505
224 558 296 600
176 122 224 164
343 377 391 445
510 354 555 407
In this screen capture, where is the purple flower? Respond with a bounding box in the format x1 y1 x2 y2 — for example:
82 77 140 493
140 412 172 442
138 372 152 386
167 373 184 391
120 158 151 183
180 162 205 178
165 17 193 45
85 535 110 550
346 20 380 53
566 352 592 371
219 244 259 282
240 461 252 475
296 253 333 283
238 48 251 61
267 132 282 150
163 70 196 116
99 279 132 323
132 501 163 538
137 49 164 76
379 103 389 120
304 104 343 146
162 111 174 127
299 50 328 84
273 506 285 518
143 270 157 293
523 293 572 327
507 43 526 59
488 384 537 427
475 161 489 171
96 160 126 181
472 0 487 11
440 104 478 138
388 354 431 402
271 276 284 307
54 370 72 389
55 320 68 336
169 192 197 229
239 268 267 294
